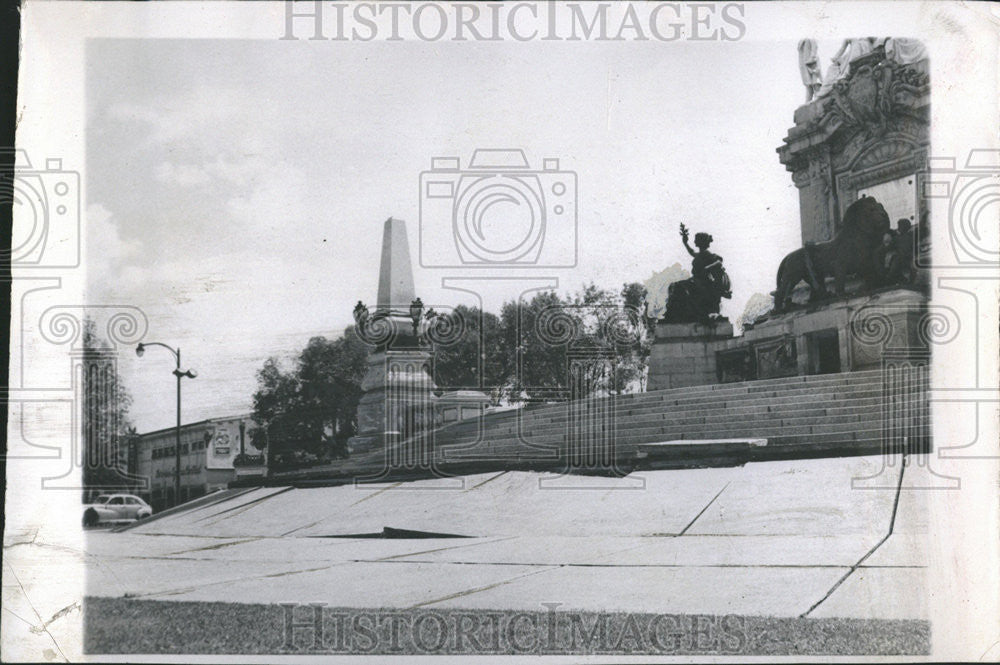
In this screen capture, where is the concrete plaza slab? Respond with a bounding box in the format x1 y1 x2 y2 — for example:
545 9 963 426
153 535 510 564
131 560 558 609
392 536 653 566
584 533 886 568
809 567 929 620
860 533 929 568
72 455 928 624
421 564 851 617
0 454 937 661
685 455 899 537
84 556 329 600
131 467 748 539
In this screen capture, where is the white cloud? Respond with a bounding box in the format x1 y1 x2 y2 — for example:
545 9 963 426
153 161 212 187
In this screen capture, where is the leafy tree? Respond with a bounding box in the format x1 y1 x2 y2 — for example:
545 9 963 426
427 304 505 401
610 282 655 393
81 318 135 497
252 326 369 466
495 284 652 402
498 289 574 403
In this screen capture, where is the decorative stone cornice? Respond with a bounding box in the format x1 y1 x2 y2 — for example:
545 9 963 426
778 48 929 173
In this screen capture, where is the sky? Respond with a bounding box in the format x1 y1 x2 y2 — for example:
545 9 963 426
86 36 845 432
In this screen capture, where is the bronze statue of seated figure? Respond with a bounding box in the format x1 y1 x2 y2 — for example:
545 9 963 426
662 224 732 324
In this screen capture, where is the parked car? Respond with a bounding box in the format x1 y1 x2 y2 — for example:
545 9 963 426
82 494 153 527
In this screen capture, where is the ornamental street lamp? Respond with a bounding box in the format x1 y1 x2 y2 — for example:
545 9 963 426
135 342 197 507
409 298 424 337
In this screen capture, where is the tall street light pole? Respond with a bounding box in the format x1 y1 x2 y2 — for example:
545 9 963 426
136 342 197 507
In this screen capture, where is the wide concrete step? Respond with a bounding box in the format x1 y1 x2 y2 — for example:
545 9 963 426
628 368 888 399
513 390 891 428
443 417 893 453
594 381 880 413
615 381 892 409
407 372 924 464
516 403 879 434
454 393 897 434
432 371 898 438
620 370 889 401
456 371 890 425
470 434 887 463
520 409 881 439
440 400 892 447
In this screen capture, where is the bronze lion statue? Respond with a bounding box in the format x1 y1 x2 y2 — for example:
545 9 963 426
774 196 890 312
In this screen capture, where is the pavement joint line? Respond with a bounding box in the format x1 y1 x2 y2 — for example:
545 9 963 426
119 532 247 539
887 453 910 536
408 565 560 609
164 537 260 556
374 536 519 561
345 559 859 570
464 470 509 492
347 481 405 508
118 488 259 532
799 453 909 618
192 486 296 525
578 538 664 565
279 520 323 538
126 563 346 601
677 481 731 536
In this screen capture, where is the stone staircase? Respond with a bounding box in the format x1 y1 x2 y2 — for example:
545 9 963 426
420 368 929 467
263 368 929 485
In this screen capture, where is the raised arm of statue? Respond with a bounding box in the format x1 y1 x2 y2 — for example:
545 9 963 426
679 223 696 258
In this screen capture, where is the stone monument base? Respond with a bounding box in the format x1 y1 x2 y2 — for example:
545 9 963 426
347 348 436 457
647 288 929 391
648 319 734 391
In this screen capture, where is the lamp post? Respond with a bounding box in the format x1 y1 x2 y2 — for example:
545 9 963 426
409 298 424 338
135 342 197 507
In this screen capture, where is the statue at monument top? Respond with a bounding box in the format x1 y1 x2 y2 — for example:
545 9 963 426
797 39 823 102
814 37 928 98
816 38 878 98
883 38 929 65
375 217 417 315
661 223 732 324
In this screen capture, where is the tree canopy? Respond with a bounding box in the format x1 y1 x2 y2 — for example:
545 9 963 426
252 326 368 466
251 283 655 462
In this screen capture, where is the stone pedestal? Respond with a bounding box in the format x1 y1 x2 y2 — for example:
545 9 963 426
436 390 491 426
647 289 930 391
348 347 437 457
647 319 734 391
739 287 929 378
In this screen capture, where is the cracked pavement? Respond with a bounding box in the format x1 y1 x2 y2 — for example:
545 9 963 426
2 454 931 659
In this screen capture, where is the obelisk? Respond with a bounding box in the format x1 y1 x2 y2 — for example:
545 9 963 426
348 218 437 458
376 217 416 315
